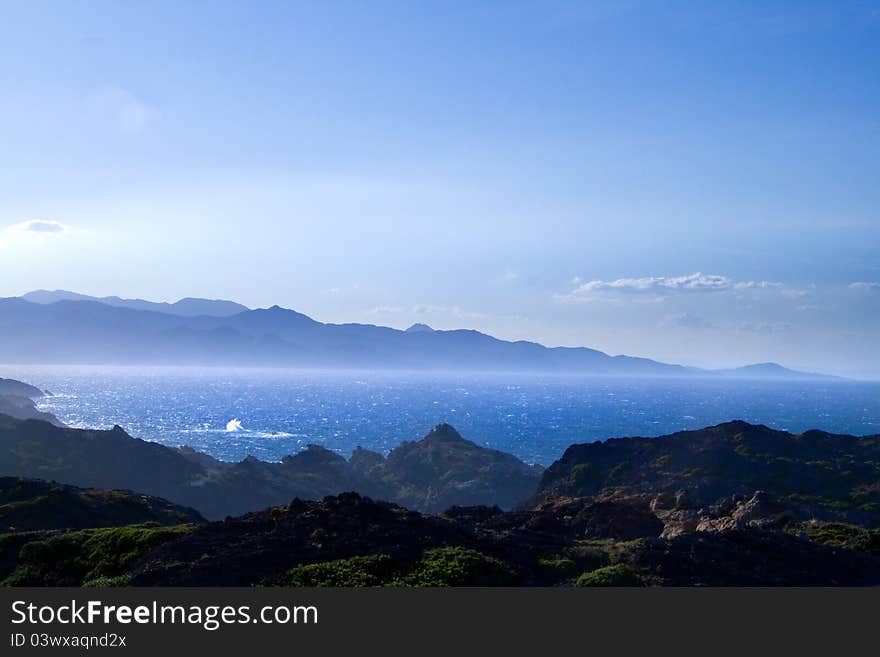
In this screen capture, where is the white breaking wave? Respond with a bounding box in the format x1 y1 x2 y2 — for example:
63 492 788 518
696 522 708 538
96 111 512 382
250 431 297 439
226 418 244 432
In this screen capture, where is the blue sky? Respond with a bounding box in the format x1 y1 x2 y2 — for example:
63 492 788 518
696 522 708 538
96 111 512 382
0 1 878 376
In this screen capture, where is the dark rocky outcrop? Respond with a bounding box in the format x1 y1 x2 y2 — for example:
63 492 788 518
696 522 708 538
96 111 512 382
0 378 63 426
0 378 45 398
0 417 540 519
0 396 63 426
467 494 663 543
122 492 880 586
623 530 879 586
0 415 383 520
129 493 481 586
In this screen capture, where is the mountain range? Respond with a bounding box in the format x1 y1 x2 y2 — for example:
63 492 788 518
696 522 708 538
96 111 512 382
0 291 835 377
20 289 249 317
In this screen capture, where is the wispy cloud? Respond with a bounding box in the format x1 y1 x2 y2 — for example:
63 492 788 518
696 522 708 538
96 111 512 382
737 321 793 334
367 303 529 327
555 272 791 303
850 281 880 291
88 86 156 134
370 303 489 321
660 312 718 330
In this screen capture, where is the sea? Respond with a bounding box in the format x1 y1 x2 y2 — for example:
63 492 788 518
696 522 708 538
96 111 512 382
5 365 879 466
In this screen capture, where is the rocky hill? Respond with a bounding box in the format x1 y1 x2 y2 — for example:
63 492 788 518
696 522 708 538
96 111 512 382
534 420 880 526
0 477 203 531
351 424 543 512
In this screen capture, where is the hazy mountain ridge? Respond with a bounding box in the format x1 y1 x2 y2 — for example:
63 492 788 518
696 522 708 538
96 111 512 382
21 289 248 317
0 294 835 378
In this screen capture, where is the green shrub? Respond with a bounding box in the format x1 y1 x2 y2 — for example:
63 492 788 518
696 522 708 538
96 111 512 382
1 523 191 586
392 547 515 587
78 523 188 579
538 555 579 578
799 522 880 556
607 462 630 480
82 575 132 587
281 548 517 588
284 554 399 587
570 463 598 486
575 564 643 587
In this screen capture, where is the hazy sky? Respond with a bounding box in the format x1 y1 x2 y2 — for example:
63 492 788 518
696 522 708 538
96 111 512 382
1 1 878 377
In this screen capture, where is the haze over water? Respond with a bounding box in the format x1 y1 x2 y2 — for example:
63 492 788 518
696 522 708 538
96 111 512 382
7 365 879 466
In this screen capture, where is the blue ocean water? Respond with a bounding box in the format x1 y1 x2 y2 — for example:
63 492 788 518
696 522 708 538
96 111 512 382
5 365 880 466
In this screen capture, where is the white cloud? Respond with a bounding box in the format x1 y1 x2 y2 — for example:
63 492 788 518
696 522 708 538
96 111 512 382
0 220 71 247
554 272 790 303
850 281 880 291
9 219 68 234
581 272 731 293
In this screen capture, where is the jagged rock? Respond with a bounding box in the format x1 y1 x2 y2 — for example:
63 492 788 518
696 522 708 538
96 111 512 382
574 498 664 540
697 491 790 533
674 489 693 509
358 423 543 513
650 492 675 512
476 494 663 542
710 496 736 517
658 509 702 539
349 446 385 476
